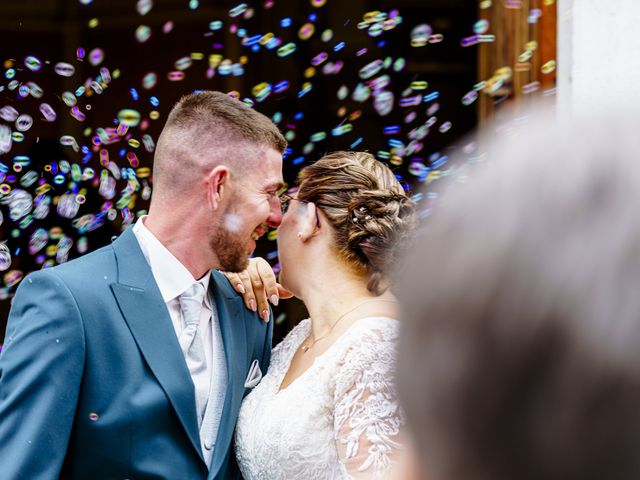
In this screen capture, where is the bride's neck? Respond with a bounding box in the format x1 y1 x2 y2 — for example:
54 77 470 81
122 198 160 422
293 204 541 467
298 267 395 339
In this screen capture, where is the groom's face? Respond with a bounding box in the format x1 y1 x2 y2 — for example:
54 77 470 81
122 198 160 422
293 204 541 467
213 146 284 272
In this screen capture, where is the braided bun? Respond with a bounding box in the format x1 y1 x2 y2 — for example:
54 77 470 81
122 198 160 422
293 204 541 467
297 151 416 294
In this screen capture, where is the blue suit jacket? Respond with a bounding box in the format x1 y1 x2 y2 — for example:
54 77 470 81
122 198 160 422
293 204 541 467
0 228 273 479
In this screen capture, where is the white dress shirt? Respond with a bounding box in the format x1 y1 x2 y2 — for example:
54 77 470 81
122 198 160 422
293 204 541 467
132 217 227 465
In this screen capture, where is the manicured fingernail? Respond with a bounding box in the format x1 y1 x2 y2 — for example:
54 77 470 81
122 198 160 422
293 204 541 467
261 309 269 322
249 299 257 311
270 295 279 306
237 283 245 294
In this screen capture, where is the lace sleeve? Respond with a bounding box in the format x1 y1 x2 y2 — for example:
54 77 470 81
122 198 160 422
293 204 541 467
333 321 405 478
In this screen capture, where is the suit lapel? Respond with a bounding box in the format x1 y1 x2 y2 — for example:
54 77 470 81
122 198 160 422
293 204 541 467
109 228 204 464
209 271 248 477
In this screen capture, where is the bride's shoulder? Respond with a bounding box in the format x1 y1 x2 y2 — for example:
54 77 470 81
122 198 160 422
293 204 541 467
347 316 400 343
332 317 400 364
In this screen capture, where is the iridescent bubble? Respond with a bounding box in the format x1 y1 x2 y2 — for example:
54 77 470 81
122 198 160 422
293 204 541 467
99 173 116 200
15 114 33 132
26 81 42 99
229 3 248 18
311 0 326 6
277 42 297 57
462 90 479 105
439 121 452 133
352 83 371 102
273 80 290 94
0 106 19 122
77 236 89 254
142 72 157 89
174 56 193 70
0 243 11 271
399 95 422 107
321 29 333 42
310 131 327 142
373 90 394 116
311 51 328 66
298 23 315 40
88 48 104 66
142 134 155 152
4 189 33 220
70 106 86 122
57 193 80 219
20 170 39 188
54 62 75 77
3 270 23 287
167 71 185 81
118 109 141 127
39 103 57 122
163 21 174 33
209 20 223 30
135 25 152 43
56 236 74 264
410 80 428 90
60 135 80 152
28 228 48 255
62 91 77 107
411 24 432 47
460 35 480 47
24 56 42 72
541 60 556 74
404 111 417 123
137 0 153 15
252 82 272 102
331 123 352 136
522 81 541 94
473 19 490 34
359 59 384 80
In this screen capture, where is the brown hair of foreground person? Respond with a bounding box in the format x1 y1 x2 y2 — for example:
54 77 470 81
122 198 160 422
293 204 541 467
396 109 640 480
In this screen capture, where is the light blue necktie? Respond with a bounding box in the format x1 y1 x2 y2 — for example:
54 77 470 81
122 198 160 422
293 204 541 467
178 282 209 426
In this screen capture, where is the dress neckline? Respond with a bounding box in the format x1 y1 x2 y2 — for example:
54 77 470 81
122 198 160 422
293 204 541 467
276 316 398 394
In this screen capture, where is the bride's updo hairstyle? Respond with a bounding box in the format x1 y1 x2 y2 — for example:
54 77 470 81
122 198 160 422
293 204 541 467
296 151 416 295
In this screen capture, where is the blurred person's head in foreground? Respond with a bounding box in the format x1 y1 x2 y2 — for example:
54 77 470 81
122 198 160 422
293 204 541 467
396 108 640 480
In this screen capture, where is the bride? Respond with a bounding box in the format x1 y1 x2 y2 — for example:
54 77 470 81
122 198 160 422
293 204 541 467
230 151 416 479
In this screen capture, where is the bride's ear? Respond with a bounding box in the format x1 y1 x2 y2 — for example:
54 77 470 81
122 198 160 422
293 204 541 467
298 202 320 242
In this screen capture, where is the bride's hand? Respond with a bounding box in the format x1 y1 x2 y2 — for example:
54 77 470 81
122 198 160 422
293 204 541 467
222 257 294 322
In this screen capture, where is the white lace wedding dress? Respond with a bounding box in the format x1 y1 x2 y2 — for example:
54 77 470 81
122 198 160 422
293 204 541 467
235 316 404 479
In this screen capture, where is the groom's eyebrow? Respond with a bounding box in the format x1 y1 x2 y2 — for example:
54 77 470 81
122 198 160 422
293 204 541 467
265 181 284 192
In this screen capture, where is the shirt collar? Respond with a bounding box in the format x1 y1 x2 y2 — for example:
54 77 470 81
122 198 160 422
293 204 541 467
133 216 211 305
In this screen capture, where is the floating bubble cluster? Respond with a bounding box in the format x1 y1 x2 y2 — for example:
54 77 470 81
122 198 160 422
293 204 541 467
0 0 556 301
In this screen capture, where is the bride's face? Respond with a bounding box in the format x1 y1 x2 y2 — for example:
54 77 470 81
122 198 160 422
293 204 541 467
276 195 317 296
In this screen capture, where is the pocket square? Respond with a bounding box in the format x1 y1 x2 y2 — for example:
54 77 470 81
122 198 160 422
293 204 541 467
244 359 263 388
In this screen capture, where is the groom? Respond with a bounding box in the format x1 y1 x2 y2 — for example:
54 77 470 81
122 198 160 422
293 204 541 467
0 91 286 479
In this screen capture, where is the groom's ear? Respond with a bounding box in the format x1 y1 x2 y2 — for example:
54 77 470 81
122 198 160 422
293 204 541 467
207 165 229 210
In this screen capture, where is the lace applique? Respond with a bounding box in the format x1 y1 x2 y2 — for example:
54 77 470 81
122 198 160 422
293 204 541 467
333 322 403 478
235 317 403 480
